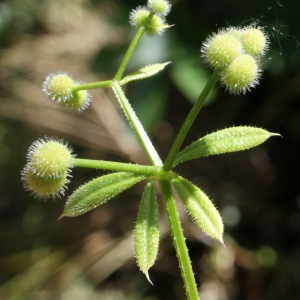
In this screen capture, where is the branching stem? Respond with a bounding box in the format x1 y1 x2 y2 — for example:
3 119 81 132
112 81 162 166
163 70 219 171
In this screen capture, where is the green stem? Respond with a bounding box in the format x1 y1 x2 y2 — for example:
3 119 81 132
71 80 112 93
159 177 199 300
114 12 155 81
163 70 219 171
73 158 160 176
112 81 162 166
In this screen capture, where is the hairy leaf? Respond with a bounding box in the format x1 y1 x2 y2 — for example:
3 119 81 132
172 176 224 244
174 126 279 166
134 181 159 283
62 172 145 217
120 62 171 85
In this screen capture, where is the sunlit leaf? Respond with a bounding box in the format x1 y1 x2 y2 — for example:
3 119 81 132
120 62 171 85
172 176 224 244
174 126 279 166
134 181 159 283
62 172 145 217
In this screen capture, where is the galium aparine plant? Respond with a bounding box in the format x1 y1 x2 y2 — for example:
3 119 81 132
22 1 278 299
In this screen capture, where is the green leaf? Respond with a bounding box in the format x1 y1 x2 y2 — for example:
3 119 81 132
172 176 224 244
62 172 145 217
174 126 279 166
134 181 159 283
120 62 171 85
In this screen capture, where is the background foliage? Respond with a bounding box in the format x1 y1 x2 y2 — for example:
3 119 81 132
0 0 299 299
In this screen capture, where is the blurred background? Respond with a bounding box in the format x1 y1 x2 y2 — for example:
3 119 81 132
0 0 299 299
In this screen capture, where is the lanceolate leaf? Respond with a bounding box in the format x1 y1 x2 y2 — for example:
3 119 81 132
134 181 159 283
120 62 171 85
174 126 279 166
172 176 224 244
62 172 145 217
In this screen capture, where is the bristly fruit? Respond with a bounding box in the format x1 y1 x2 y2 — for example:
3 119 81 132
201 25 269 95
26 137 74 179
43 72 91 112
202 30 244 69
241 26 269 57
147 0 171 16
219 54 260 94
129 6 150 28
129 4 171 36
22 164 70 199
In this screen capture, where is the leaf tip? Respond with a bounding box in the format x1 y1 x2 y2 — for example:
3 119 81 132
219 236 226 248
144 272 154 285
270 132 282 138
57 213 65 221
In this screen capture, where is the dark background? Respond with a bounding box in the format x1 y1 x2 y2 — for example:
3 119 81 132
0 0 299 299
